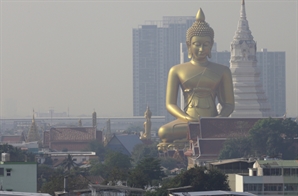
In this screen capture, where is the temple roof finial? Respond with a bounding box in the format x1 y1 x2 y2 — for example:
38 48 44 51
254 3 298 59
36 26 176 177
32 109 35 123
195 8 205 22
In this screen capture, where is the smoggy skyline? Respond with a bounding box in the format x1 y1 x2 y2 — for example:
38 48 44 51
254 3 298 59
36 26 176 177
1 0 297 118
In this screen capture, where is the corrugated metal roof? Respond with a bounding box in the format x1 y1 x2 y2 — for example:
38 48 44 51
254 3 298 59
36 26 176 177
257 160 298 168
211 158 255 166
171 190 257 196
0 191 51 196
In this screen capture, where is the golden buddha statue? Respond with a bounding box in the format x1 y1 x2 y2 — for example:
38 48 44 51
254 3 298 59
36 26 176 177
140 106 152 140
158 8 235 150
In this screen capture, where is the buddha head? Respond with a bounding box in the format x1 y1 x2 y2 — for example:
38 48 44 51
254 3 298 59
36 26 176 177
186 8 214 60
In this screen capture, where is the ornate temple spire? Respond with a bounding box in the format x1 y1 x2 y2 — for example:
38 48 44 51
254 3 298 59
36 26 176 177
233 0 253 41
230 0 271 117
92 110 97 128
27 110 40 143
32 109 35 123
241 0 246 18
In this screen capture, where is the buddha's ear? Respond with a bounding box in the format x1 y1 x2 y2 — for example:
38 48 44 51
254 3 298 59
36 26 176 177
208 41 213 58
186 41 192 59
186 41 190 48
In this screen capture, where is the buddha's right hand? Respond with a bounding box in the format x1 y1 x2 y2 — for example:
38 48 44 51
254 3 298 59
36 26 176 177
184 115 199 122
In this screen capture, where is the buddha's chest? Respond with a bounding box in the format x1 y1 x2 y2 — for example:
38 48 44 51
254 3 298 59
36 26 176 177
180 68 222 90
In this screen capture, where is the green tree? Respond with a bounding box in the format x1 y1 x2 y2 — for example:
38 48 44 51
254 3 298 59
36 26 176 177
61 154 78 173
86 140 105 161
0 144 35 162
218 137 251 159
104 151 132 169
249 118 298 159
37 164 55 191
40 169 88 195
128 157 165 188
131 143 158 165
89 151 132 184
219 118 298 160
164 166 229 194
159 157 181 170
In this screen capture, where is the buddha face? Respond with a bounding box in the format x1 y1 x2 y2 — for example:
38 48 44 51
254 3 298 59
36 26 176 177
189 36 213 62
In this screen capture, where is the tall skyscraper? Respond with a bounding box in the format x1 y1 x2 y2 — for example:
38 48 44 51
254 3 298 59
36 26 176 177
256 49 286 117
133 17 195 121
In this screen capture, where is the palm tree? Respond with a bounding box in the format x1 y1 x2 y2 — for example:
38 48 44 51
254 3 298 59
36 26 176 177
62 154 78 173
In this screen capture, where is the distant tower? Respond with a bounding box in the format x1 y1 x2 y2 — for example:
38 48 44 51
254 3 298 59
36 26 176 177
104 119 112 146
27 110 40 142
106 119 111 134
92 110 97 128
230 0 271 117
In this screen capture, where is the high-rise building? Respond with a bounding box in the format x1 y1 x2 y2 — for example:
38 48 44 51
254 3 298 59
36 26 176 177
256 49 286 117
133 17 195 121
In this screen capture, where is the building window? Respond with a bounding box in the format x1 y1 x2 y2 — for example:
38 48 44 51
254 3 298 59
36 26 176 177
284 168 291 176
244 184 262 192
6 169 11 177
264 184 283 192
263 168 282 176
0 168 4 176
284 184 298 191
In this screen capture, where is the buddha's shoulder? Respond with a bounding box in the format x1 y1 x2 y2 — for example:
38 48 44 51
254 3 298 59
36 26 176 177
169 62 192 72
208 62 230 73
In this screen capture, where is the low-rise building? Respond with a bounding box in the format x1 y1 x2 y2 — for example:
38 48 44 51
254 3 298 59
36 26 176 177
229 160 298 196
0 158 37 192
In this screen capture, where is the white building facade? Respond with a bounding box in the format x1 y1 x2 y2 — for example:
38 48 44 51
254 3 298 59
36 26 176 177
229 160 298 196
229 0 271 117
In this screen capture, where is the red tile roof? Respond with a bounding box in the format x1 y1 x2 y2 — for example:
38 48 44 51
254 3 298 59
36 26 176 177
50 127 96 141
43 127 102 151
1 135 24 143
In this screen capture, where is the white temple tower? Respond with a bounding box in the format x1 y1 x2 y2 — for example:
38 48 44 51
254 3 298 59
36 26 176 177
229 0 271 117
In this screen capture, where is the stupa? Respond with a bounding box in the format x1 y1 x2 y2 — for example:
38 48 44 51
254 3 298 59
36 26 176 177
229 0 271 117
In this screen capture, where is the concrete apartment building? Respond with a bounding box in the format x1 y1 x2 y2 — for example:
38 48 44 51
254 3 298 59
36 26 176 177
0 154 37 192
133 16 195 122
229 160 298 196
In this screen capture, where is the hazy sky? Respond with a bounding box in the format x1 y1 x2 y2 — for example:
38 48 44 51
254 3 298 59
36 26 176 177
0 0 297 118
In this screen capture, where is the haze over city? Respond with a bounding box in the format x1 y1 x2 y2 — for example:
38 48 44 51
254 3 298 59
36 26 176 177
1 0 297 118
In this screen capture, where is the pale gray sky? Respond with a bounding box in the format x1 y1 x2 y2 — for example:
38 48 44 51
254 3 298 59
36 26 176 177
1 0 297 118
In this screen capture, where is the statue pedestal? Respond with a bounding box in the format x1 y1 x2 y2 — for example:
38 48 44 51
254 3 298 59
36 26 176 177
184 118 262 169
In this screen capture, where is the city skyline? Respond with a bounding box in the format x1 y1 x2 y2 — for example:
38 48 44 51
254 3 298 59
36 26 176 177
0 0 297 118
